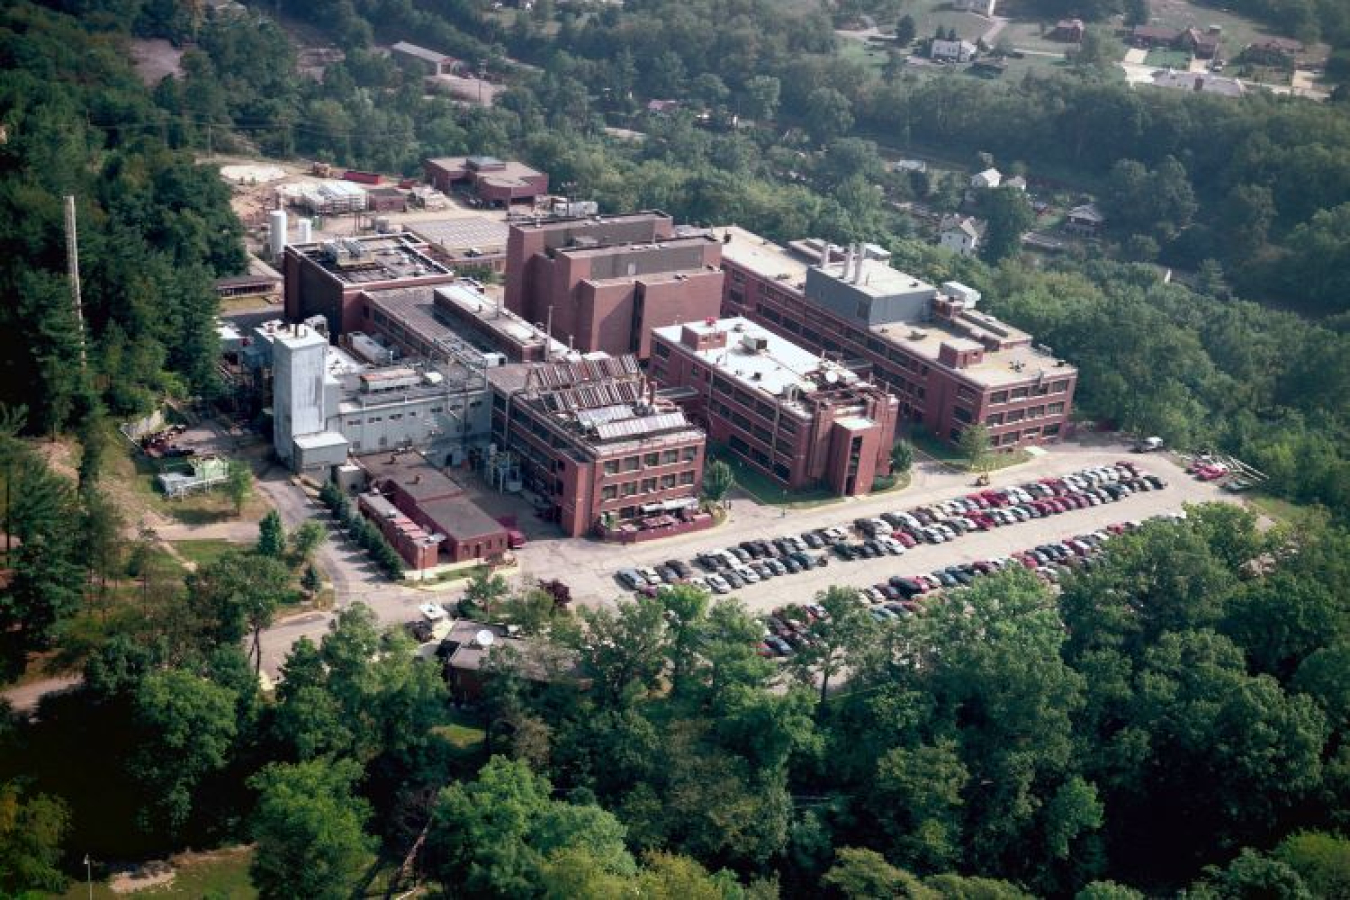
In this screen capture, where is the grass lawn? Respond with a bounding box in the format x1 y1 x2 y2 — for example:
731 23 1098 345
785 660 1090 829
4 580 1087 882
907 428 1031 472
56 847 256 899
838 37 890 72
1247 492 1316 525
171 538 247 568
1145 48 1193 69
708 446 842 510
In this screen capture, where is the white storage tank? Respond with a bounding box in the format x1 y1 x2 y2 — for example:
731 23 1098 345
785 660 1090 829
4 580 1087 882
297 217 313 244
268 209 288 259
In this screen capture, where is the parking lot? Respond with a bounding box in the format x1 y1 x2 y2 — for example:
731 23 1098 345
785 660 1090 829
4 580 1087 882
512 439 1240 613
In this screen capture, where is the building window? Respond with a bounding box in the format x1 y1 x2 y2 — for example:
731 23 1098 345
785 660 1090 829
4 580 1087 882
949 428 962 442
952 406 972 424
603 460 619 475
1049 402 1065 415
990 390 1008 404
1052 380 1070 393
623 456 640 472
661 449 678 465
654 342 670 359
682 446 698 462
1043 423 1061 436
389 413 403 421
1024 427 1040 438
661 474 676 489
643 452 660 467
430 406 443 414
622 482 638 496
641 477 657 493
1011 387 1029 400
1030 406 1046 419
368 416 382 423
956 386 976 402
1007 409 1025 423
986 413 1004 426
680 471 695 485
600 485 618 501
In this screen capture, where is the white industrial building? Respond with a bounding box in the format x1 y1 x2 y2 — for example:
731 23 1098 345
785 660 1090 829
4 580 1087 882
263 319 493 473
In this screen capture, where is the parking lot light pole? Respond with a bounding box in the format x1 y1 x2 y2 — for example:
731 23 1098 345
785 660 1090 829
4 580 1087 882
84 854 92 899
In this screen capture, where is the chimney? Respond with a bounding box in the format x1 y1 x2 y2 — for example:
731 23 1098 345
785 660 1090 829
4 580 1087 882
842 245 855 280
852 244 864 283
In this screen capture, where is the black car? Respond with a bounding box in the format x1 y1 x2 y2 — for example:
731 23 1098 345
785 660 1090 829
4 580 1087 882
782 557 802 574
723 570 745 589
802 531 825 549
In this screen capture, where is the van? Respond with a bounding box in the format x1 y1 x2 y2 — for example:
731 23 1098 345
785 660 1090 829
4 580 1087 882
1136 436 1164 452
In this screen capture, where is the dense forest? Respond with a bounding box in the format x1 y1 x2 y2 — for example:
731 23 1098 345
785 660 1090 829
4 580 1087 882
2 0 1349 895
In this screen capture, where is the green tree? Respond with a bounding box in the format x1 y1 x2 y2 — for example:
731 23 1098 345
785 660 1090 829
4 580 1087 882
257 509 286 558
0 782 69 895
870 741 969 871
427 756 634 896
1272 832 1350 898
301 563 322 596
957 423 993 473
289 520 327 564
1193 848 1312 899
1124 0 1150 26
188 551 295 673
464 571 511 618
225 460 252 516
576 601 669 707
822 847 930 899
129 669 239 834
742 75 781 121
979 186 1034 263
896 14 917 46
249 758 375 900
789 586 878 710
804 87 855 146
890 439 914 474
1077 882 1144 899
701 459 735 507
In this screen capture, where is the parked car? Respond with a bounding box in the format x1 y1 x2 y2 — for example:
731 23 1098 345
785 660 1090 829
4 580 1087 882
616 568 644 590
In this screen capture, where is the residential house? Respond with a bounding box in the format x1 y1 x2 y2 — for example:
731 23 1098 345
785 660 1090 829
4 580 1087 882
970 168 1002 189
939 215 985 257
931 39 978 63
952 0 997 15
1064 203 1105 236
1181 27 1222 60
1005 175 1028 192
1130 25 1182 48
1049 19 1085 42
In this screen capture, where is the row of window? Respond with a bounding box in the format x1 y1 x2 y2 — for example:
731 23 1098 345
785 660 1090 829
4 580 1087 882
986 402 1066 426
601 446 699 476
598 470 697 501
949 423 1061 445
989 381 1070 404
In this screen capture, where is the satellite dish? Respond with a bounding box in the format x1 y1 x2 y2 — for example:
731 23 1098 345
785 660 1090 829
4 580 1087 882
475 629 495 648
825 370 839 384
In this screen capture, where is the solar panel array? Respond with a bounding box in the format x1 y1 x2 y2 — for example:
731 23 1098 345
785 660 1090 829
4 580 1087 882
593 411 689 441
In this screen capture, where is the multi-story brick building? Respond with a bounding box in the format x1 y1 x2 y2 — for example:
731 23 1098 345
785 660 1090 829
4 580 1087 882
650 318 899 496
503 212 724 360
718 227 1078 451
486 354 708 538
362 451 510 564
282 234 456 337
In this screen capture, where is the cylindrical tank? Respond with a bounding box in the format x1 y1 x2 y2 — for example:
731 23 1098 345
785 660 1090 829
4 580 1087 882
297 217 313 244
268 209 288 258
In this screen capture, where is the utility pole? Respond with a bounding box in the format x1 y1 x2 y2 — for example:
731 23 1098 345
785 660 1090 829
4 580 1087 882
62 195 88 372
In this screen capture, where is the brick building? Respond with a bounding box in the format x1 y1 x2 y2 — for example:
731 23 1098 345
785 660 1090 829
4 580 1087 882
717 228 1078 452
423 156 549 206
362 452 510 563
282 234 456 337
357 490 440 570
486 354 708 538
503 212 724 359
650 318 899 496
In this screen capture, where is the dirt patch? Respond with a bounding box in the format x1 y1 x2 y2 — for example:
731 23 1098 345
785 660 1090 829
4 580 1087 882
129 38 184 86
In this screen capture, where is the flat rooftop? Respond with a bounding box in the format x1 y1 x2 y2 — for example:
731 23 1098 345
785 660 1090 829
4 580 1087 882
871 315 1073 388
361 285 499 373
362 451 463 504
653 317 860 411
291 234 452 287
815 255 937 301
409 216 509 251
513 210 668 234
715 225 810 288
432 284 567 357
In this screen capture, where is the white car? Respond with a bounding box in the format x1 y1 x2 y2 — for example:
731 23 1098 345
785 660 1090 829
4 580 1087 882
707 574 731 594
638 567 662 585
735 565 761 584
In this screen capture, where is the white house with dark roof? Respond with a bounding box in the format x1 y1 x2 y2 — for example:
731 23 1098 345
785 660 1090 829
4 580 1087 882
939 215 986 256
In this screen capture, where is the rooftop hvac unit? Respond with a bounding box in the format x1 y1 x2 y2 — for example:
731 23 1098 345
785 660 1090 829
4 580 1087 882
741 334 768 353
